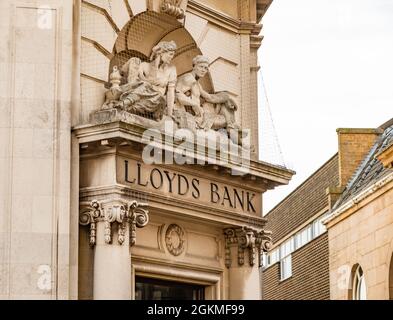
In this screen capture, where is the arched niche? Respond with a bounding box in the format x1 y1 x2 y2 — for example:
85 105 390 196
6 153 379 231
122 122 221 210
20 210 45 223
109 11 214 92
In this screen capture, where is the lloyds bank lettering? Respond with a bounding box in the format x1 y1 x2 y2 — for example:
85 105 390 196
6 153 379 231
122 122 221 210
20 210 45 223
123 159 257 214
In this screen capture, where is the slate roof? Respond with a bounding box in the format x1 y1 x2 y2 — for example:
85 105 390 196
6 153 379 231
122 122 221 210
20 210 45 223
333 119 393 209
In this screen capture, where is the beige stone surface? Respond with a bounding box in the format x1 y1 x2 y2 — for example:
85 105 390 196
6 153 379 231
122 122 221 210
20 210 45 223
328 187 393 300
0 0 74 299
0 0 282 300
184 12 209 43
81 41 111 82
198 0 239 19
81 77 106 123
81 4 117 54
228 242 261 300
130 0 148 16
93 223 132 300
89 0 130 29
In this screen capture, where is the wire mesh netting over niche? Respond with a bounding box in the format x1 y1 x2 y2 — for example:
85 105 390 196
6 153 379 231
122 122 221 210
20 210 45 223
258 71 287 169
81 1 213 122
80 0 284 163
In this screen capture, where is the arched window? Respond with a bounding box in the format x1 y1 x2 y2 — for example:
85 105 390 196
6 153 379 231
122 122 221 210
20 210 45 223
352 265 367 300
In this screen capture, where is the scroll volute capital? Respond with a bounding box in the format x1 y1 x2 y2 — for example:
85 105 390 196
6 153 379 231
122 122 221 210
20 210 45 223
79 200 150 247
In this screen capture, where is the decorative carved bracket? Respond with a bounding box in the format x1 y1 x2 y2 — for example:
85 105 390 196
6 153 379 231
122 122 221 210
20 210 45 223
79 200 149 247
129 200 149 246
160 0 185 19
224 227 272 268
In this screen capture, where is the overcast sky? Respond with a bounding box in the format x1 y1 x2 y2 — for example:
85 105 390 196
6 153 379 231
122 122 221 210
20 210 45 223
258 0 393 213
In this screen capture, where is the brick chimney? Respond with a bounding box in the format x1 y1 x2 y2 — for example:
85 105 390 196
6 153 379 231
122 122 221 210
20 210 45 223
337 128 382 188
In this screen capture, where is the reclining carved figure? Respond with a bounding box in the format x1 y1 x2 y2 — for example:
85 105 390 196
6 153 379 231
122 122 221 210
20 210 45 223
102 50 249 147
174 55 248 145
103 41 178 121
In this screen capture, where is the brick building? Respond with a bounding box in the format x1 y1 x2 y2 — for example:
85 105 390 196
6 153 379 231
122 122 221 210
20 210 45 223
262 118 393 300
261 155 337 300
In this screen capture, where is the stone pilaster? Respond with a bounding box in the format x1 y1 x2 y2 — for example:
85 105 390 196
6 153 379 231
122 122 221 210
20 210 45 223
224 227 272 300
80 200 149 300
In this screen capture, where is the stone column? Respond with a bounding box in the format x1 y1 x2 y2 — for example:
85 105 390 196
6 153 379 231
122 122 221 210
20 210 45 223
224 227 272 300
80 200 149 300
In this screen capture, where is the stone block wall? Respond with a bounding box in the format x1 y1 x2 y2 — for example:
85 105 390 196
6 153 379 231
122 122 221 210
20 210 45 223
0 0 75 299
328 186 393 300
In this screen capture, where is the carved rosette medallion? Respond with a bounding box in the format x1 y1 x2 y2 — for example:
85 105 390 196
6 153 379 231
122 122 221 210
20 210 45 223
165 224 186 256
79 200 149 247
224 227 272 268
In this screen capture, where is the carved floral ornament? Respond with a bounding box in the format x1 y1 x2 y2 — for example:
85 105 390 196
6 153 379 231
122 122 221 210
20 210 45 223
224 227 272 268
160 0 185 19
165 224 186 256
79 200 149 247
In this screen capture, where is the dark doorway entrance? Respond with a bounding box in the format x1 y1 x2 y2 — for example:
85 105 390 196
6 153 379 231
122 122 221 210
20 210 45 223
135 277 205 300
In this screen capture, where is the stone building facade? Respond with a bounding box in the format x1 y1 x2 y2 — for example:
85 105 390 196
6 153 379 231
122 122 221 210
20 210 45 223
0 0 294 300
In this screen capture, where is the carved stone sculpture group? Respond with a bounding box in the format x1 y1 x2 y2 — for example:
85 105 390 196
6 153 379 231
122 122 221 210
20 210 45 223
102 40 248 146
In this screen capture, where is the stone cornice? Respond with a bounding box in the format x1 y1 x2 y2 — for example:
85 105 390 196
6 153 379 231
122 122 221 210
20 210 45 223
336 128 384 135
73 121 295 189
187 0 258 34
250 35 264 49
256 0 273 22
132 256 223 280
323 172 393 228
